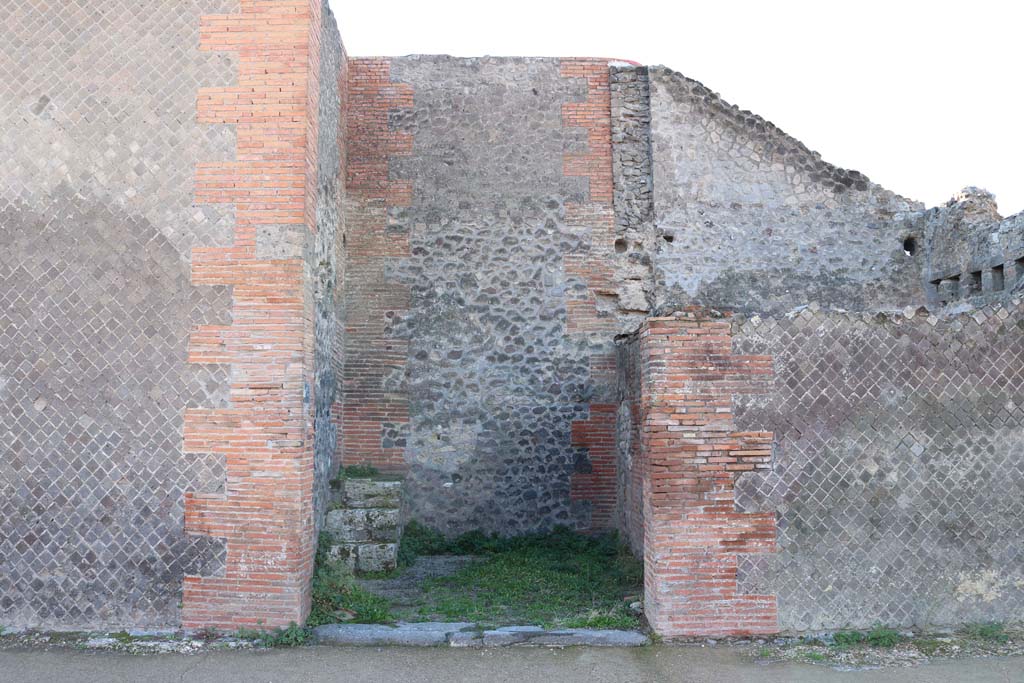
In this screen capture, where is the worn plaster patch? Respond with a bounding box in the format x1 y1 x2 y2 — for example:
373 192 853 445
408 419 481 474
955 569 1010 603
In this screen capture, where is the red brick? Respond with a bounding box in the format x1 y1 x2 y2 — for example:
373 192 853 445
635 312 779 637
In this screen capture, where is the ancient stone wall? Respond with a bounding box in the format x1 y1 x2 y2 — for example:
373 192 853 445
0 0 238 630
733 303 1024 631
181 0 345 630
618 304 1024 636
341 56 625 534
613 334 643 557
629 313 778 637
912 188 1024 306
644 66 926 315
310 4 347 534
1 0 346 631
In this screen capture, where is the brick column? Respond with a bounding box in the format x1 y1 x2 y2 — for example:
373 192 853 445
181 0 325 629
340 58 413 472
638 311 778 636
560 59 619 531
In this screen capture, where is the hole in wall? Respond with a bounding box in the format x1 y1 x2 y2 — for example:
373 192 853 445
662 234 674 244
940 275 960 302
614 238 628 254
992 264 1005 292
902 236 917 256
969 270 982 295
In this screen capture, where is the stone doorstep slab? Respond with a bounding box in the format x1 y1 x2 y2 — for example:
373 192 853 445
312 622 474 647
311 623 649 648
324 507 400 543
328 542 398 573
334 479 403 509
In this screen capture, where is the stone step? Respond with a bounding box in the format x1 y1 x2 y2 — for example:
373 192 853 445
328 541 398 573
325 507 400 543
332 478 402 509
311 622 650 647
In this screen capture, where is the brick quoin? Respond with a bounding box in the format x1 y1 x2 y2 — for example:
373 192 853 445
638 311 779 637
569 403 617 529
341 58 413 472
561 59 620 531
182 0 325 629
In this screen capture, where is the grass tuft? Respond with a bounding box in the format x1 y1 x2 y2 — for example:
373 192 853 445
236 622 310 648
402 524 643 629
307 533 393 627
962 621 1009 643
832 625 902 649
866 625 903 648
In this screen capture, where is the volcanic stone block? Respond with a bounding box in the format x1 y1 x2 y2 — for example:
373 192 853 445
335 479 403 509
329 542 399 573
324 508 400 543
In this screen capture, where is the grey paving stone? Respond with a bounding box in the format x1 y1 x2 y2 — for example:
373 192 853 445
312 622 474 647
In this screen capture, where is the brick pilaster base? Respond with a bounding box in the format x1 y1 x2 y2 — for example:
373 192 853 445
638 311 779 636
182 0 325 629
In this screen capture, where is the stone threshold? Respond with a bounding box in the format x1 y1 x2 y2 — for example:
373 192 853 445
311 622 649 647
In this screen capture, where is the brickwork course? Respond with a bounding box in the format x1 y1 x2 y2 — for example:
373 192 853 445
3 1 1023 636
631 312 778 637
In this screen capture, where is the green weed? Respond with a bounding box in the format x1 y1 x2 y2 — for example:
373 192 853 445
866 625 902 648
307 533 393 627
237 622 310 648
962 621 1009 643
832 630 863 648
407 525 643 628
913 638 944 655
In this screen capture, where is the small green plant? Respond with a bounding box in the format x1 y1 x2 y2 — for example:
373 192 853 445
756 646 772 658
913 638 944 655
799 635 826 647
110 630 135 645
397 520 454 566
237 622 311 648
307 533 394 626
803 651 827 662
561 607 639 630
865 625 902 648
332 464 382 485
193 626 220 642
962 621 1009 643
831 630 865 649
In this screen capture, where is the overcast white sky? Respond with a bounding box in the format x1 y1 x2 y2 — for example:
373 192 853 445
330 0 1022 216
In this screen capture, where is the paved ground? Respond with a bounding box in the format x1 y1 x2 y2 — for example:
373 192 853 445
0 645 1021 683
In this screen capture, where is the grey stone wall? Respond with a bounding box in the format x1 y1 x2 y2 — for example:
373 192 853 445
646 66 926 314
0 0 237 628
733 303 1024 631
611 66 654 235
613 333 643 557
376 56 602 534
310 4 346 530
609 65 657 317
911 188 1024 307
